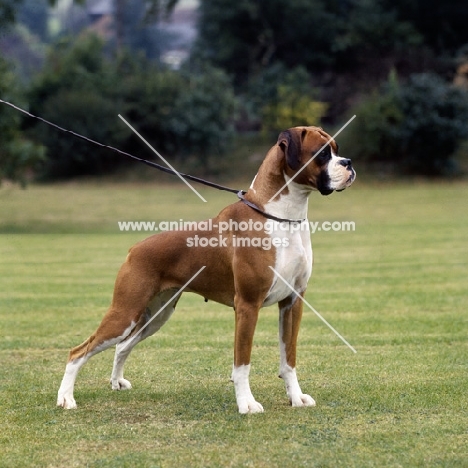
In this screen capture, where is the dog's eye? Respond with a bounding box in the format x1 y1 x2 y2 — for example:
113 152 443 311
314 146 331 163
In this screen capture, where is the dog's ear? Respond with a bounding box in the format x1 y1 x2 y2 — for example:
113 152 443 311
277 129 306 170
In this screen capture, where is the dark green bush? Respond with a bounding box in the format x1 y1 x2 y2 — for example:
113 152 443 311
343 72 468 176
170 63 237 162
398 73 468 175
27 36 238 179
245 64 326 135
0 58 45 186
27 36 128 178
36 88 127 178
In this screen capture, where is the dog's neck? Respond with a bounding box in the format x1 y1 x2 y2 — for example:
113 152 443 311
245 145 311 220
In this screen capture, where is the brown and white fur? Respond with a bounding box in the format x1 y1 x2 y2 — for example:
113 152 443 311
57 126 356 414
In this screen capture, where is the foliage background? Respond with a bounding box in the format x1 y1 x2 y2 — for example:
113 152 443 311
1 0 468 182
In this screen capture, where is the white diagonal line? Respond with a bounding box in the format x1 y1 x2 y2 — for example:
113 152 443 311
118 114 207 203
268 115 356 203
119 265 206 352
268 266 357 353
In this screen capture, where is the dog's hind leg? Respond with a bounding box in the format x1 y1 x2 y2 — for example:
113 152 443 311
57 259 155 409
110 289 180 391
56 311 139 409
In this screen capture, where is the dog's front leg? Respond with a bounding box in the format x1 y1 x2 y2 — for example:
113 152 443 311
231 298 264 414
278 295 316 407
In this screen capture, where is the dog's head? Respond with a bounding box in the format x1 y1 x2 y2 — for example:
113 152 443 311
277 126 356 195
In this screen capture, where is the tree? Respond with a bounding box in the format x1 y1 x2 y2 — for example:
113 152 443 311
397 74 468 175
194 0 421 85
195 0 337 84
384 0 468 55
0 0 46 186
333 0 422 68
342 72 468 176
246 64 326 135
26 36 238 179
0 58 46 186
170 63 237 167
26 36 131 178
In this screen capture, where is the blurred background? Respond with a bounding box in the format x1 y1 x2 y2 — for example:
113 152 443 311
1 0 468 184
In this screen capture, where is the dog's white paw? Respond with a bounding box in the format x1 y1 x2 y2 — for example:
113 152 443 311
238 399 264 414
290 393 316 407
57 394 77 409
111 378 132 390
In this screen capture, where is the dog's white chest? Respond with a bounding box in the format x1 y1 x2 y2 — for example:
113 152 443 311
263 224 312 307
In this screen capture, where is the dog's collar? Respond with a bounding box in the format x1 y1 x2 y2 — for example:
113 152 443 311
237 191 306 224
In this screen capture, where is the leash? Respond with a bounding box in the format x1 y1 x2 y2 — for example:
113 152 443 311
236 191 305 224
0 99 305 223
0 99 240 194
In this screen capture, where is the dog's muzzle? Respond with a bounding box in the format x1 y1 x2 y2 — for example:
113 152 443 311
335 167 356 192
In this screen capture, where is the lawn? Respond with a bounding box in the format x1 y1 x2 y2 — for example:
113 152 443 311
0 179 467 467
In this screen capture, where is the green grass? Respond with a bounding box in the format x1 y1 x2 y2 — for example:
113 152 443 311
0 180 467 467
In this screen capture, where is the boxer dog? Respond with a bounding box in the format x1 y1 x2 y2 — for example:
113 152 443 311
57 126 355 414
